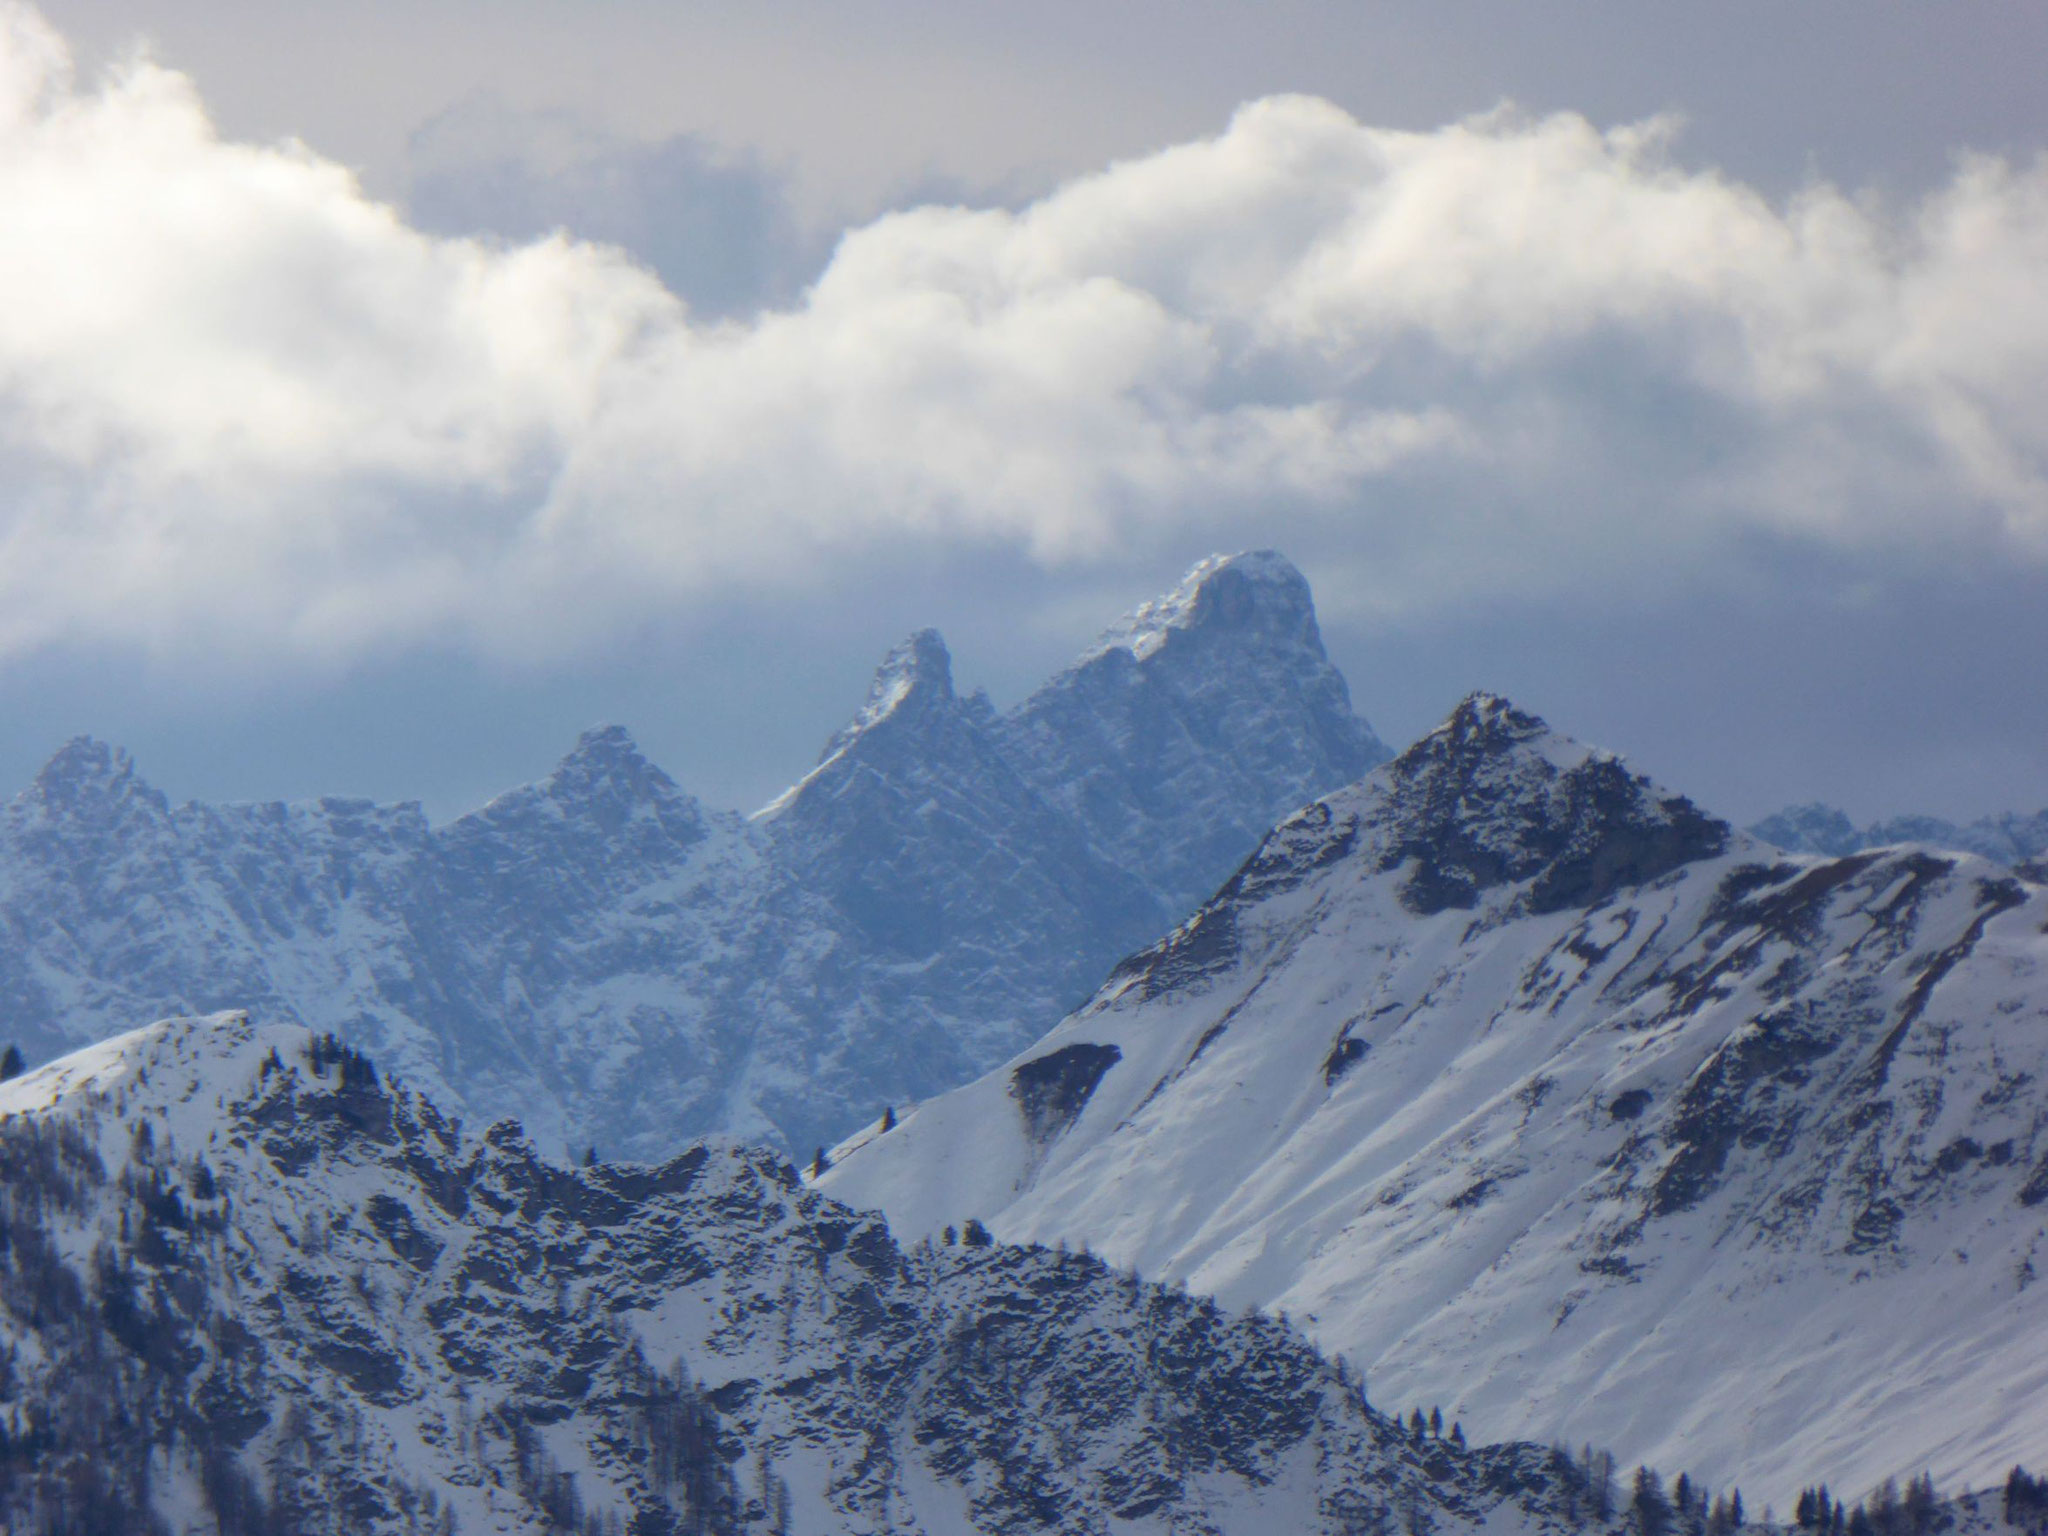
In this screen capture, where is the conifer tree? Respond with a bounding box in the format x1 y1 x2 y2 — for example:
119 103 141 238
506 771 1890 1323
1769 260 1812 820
1633 1466 1672 1536
0 1044 22 1081
1582 1446 1617 1521
1902 1473 1935 1536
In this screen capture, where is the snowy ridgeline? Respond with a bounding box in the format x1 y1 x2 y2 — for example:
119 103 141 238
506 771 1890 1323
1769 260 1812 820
0 550 1385 1164
823 695 2048 1507
0 1010 1635 1536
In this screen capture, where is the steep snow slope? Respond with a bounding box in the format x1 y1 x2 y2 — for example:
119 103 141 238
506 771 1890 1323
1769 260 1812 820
822 694 2048 1505
0 551 1384 1161
0 1011 1599 1536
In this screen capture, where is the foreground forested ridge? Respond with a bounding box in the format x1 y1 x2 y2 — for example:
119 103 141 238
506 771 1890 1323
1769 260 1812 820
0 1011 1645 1535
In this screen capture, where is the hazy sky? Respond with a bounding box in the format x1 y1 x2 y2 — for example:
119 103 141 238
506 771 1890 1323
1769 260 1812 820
2 0 2045 825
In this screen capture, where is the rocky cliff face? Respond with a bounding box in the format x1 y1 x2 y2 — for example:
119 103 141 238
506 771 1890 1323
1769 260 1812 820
0 551 1385 1161
995 550 1386 913
822 695 2048 1503
0 1012 1597 1536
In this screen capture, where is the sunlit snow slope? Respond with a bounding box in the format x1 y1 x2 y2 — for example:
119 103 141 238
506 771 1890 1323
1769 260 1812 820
822 694 2048 1505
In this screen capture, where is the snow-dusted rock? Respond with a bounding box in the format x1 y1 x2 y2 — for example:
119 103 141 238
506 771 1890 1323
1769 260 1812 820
0 1011 1600 1535
823 694 2048 1504
0 551 1385 1162
995 549 1386 914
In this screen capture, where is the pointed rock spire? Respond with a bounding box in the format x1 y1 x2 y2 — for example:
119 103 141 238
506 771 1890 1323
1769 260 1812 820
818 629 956 762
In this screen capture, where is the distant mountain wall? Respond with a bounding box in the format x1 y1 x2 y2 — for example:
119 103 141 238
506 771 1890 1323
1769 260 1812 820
1750 801 2048 868
0 551 1384 1161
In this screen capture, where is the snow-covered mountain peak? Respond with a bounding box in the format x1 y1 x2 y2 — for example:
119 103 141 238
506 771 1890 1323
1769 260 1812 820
859 626 954 715
22 734 169 822
825 626 956 751
560 721 648 769
539 723 692 812
825 688 2048 1501
1338 692 1732 916
996 552 1387 919
455 724 716 855
1088 548 1319 664
758 627 973 825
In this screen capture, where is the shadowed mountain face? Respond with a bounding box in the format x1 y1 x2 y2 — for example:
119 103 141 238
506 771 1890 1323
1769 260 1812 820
823 693 2048 1504
0 1010 1603 1536
0 551 1385 1160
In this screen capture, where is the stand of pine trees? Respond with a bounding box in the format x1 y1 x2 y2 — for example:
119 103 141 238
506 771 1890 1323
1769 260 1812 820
1793 1475 1942 1536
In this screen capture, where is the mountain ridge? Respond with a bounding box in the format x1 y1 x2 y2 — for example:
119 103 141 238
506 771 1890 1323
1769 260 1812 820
0 1007 1613 1535
0 550 1387 1161
821 693 2048 1504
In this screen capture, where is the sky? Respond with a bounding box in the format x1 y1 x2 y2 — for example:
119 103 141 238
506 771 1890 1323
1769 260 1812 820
0 0 2044 825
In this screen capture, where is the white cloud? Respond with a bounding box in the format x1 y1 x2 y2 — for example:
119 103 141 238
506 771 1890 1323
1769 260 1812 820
0 4 2041 667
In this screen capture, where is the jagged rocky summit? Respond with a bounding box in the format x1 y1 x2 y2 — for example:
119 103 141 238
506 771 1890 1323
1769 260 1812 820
0 1010 1605 1535
822 693 2048 1505
0 551 1385 1162
1751 801 2048 871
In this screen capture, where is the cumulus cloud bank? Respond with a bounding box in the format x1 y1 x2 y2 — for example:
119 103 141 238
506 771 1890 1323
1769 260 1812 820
0 2 2042 665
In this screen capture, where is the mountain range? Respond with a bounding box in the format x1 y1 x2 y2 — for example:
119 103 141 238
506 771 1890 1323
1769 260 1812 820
3 545 2045 1515
822 694 2048 1504
0 550 1384 1162
1749 804 2048 872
